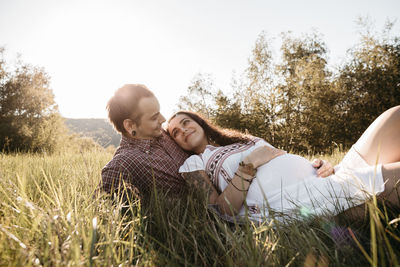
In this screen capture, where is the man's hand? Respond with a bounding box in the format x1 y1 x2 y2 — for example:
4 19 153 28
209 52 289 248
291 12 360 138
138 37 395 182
312 159 334 177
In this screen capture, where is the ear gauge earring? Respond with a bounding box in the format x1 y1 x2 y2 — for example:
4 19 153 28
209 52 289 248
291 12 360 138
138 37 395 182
132 130 136 136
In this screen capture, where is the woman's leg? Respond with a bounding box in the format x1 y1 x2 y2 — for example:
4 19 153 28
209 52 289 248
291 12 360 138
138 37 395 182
353 106 400 205
339 163 400 220
354 105 400 165
380 162 400 204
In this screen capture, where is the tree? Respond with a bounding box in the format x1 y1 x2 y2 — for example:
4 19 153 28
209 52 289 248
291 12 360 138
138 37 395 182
239 33 279 144
176 22 400 154
0 48 66 152
334 20 400 147
275 31 337 152
213 90 244 131
177 73 217 119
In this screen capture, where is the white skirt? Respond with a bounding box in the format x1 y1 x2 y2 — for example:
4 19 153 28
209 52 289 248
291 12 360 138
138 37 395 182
333 146 384 204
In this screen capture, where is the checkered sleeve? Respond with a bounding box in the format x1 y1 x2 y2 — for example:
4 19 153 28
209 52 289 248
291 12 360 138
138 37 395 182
101 162 138 196
99 133 189 198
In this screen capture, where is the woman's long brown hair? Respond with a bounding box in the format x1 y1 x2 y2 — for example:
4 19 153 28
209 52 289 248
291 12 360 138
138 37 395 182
168 111 253 146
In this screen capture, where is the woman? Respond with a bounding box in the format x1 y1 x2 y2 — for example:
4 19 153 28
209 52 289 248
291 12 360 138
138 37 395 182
167 107 400 222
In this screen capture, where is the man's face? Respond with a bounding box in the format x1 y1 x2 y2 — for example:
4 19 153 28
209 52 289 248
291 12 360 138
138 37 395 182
134 96 166 139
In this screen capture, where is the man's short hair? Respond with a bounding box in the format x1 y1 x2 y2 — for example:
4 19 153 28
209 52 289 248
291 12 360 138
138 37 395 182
107 84 154 134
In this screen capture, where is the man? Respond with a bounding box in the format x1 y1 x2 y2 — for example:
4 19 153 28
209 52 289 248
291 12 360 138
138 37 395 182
101 84 333 200
101 84 188 198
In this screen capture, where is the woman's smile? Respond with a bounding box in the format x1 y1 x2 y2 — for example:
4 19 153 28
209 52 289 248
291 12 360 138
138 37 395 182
184 130 195 142
168 113 209 154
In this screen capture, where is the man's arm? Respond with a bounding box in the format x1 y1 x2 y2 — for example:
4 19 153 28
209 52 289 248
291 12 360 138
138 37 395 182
100 166 139 200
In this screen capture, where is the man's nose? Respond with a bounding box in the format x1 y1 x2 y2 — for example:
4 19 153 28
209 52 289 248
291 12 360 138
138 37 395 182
159 114 166 123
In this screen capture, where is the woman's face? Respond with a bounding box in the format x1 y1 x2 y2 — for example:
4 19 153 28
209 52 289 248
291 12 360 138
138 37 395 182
168 114 209 154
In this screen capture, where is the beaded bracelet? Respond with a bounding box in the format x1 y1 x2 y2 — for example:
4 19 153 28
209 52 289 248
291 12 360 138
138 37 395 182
230 180 249 192
235 172 254 183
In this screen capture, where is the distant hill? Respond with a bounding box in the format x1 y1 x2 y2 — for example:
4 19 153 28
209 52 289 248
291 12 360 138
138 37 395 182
65 118 121 148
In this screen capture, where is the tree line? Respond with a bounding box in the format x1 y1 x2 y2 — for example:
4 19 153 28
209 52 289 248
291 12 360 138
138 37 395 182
0 48 101 153
178 21 400 153
1 20 399 154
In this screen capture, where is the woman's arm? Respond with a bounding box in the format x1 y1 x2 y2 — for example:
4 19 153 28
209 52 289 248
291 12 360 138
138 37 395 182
182 169 254 216
182 146 286 216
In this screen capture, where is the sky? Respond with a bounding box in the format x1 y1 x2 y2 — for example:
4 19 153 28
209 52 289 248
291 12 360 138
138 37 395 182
0 0 399 119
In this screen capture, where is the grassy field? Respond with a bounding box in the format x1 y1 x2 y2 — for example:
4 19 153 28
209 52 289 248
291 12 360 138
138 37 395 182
0 149 399 266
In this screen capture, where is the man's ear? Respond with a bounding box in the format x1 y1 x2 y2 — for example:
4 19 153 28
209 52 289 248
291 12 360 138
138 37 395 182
123 118 137 135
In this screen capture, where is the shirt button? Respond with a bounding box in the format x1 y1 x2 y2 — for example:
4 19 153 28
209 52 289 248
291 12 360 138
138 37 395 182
145 150 149 154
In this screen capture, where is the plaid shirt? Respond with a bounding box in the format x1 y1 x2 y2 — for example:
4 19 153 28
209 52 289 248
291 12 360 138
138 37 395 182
101 131 189 197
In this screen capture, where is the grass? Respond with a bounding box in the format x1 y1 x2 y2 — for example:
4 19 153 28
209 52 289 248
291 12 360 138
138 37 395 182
0 149 399 266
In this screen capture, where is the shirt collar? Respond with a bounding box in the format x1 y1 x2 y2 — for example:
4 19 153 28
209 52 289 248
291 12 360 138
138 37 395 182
119 131 168 152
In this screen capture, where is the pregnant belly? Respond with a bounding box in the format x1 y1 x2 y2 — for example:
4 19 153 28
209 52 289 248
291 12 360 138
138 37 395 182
256 153 316 182
246 154 318 206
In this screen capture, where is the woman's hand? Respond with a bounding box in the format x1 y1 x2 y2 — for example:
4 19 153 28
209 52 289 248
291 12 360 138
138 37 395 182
243 146 286 168
312 159 334 177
